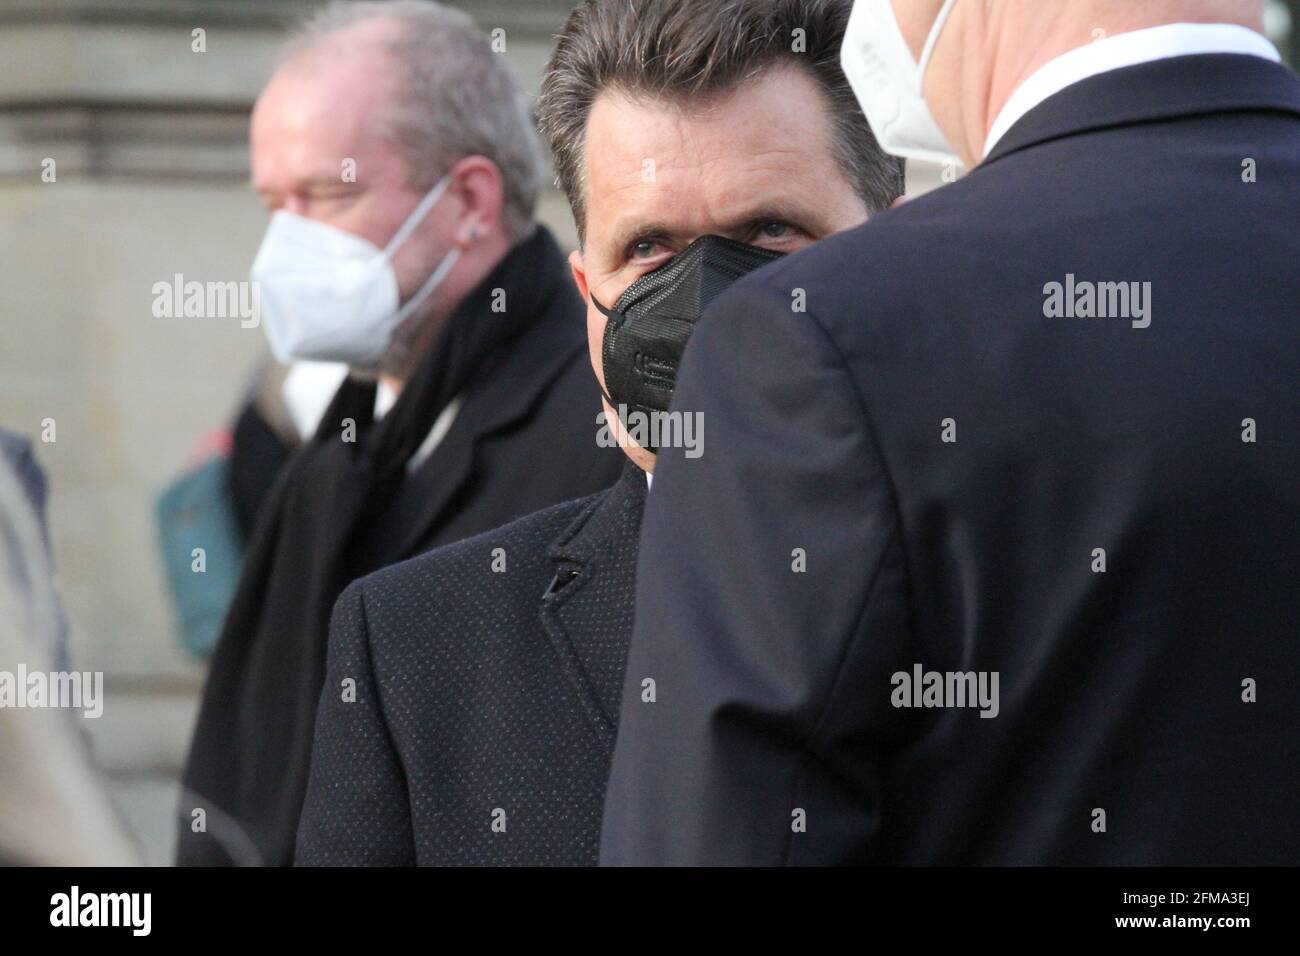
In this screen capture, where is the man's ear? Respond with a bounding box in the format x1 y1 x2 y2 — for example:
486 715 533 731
568 248 590 302
449 155 505 245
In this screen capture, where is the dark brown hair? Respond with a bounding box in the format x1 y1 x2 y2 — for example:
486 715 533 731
537 0 905 243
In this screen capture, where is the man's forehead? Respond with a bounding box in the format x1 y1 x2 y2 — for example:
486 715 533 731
584 81 822 176
582 75 837 245
252 45 402 185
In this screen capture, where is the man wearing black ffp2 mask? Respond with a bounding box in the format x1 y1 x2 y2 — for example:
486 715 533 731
592 235 783 442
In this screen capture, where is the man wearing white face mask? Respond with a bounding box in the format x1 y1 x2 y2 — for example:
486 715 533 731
178 0 622 867
603 0 1300 864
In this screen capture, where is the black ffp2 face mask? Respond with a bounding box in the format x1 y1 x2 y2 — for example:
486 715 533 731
592 234 783 433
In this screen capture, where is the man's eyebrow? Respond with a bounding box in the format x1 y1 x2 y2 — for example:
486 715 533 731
717 203 823 234
605 218 676 256
251 176 361 197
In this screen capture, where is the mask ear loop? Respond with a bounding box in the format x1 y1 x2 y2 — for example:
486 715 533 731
386 172 461 325
917 0 960 75
392 245 461 325
383 172 454 258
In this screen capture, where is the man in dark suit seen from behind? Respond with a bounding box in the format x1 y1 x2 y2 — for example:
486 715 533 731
603 0 1300 865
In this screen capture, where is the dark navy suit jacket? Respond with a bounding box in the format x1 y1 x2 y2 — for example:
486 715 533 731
602 54 1300 865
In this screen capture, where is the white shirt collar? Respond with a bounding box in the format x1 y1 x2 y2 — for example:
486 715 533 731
407 397 462 473
984 23 1280 159
374 383 463 473
281 361 350 441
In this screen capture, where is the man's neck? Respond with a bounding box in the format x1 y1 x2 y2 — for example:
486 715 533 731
938 2 1267 166
375 231 516 398
375 336 424 398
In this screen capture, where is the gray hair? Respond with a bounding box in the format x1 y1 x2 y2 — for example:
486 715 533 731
538 0 906 245
282 0 543 242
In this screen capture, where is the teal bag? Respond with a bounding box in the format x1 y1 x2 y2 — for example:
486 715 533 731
155 454 244 658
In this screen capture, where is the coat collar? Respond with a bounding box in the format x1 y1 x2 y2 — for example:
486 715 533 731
387 226 589 558
983 53 1300 167
422 224 586 442
538 460 647 744
545 459 647 573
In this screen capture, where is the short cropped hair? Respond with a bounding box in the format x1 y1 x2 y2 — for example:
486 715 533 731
283 0 543 242
537 0 905 244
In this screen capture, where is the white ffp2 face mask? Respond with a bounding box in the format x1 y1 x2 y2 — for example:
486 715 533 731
250 173 461 368
841 0 961 166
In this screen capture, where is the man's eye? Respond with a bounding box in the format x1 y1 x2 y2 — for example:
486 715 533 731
632 240 661 259
759 221 793 239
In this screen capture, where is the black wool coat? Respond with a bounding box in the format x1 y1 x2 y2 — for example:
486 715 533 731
297 462 646 865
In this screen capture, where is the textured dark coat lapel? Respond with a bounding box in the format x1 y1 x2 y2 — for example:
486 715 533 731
539 461 647 748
